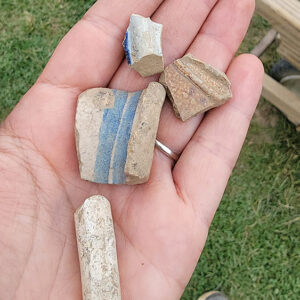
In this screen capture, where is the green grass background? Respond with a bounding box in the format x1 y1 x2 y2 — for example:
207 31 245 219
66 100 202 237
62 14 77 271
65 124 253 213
0 1 299 299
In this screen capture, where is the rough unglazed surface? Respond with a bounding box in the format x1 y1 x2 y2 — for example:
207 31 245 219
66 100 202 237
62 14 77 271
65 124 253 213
125 82 166 184
123 14 164 77
74 195 121 300
160 53 232 121
75 82 166 184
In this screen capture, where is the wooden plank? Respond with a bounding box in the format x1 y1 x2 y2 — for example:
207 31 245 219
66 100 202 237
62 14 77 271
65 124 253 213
278 42 300 70
262 73 300 126
277 31 300 49
279 38 300 56
256 0 300 69
275 32 300 62
251 29 278 57
256 0 300 33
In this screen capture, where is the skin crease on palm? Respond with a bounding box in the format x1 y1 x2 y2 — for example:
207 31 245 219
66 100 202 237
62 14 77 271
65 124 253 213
0 0 264 299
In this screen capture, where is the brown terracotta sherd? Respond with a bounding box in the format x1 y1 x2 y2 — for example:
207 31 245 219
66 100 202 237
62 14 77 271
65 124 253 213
160 53 232 121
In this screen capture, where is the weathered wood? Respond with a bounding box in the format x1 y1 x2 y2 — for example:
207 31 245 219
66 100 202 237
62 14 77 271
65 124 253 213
251 29 278 57
276 31 300 50
256 0 300 69
278 41 300 70
256 0 300 32
262 74 300 126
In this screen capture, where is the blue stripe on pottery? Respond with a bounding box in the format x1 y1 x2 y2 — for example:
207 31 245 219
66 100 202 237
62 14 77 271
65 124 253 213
123 31 132 65
94 90 129 183
112 91 142 184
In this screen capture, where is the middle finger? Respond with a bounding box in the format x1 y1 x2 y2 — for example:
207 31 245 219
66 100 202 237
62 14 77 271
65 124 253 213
157 0 256 154
109 0 218 91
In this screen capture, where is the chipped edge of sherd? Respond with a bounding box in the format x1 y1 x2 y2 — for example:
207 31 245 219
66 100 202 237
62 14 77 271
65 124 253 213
124 82 166 184
176 53 233 101
123 13 164 77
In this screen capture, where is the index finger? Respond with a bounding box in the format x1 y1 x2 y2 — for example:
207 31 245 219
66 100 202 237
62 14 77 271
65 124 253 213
38 0 165 90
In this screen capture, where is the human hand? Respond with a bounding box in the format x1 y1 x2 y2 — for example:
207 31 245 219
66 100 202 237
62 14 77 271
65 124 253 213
0 0 263 299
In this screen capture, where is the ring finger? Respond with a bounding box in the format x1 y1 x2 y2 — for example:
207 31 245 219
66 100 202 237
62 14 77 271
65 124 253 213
157 0 256 155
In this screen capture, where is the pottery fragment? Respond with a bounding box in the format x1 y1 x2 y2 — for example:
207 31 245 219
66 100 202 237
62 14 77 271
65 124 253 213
75 82 166 184
74 195 121 300
159 53 232 121
123 14 164 77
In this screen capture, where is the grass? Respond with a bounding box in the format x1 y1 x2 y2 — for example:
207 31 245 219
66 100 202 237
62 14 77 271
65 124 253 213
182 14 300 300
0 0 94 119
182 101 300 299
1 1 299 299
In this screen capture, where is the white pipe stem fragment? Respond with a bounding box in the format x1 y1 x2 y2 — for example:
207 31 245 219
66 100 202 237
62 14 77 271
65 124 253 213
74 195 121 300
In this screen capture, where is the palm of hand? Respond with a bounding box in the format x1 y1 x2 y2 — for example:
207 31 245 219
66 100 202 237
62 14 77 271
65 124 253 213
0 0 263 299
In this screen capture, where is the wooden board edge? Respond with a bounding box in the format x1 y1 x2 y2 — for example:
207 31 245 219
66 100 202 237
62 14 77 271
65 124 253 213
262 73 300 126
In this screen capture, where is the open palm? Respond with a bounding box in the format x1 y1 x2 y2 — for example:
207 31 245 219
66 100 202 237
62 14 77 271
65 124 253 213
0 0 263 299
